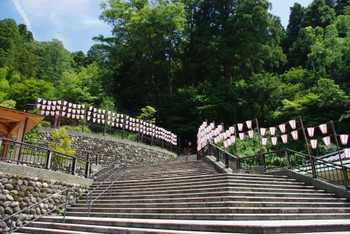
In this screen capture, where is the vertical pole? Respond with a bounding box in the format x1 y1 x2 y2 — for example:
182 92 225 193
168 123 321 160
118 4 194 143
103 114 107 136
234 124 240 169
85 152 90 178
17 117 29 164
255 118 265 170
46 150 52 169
330 120 349 190
285 149 291 169
122 115 125 140
82 106 87 133
299 116 316 178
72 158 77 175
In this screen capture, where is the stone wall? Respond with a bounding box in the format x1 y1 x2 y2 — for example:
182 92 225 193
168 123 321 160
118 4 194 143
0 172 87 232
38 128 177 166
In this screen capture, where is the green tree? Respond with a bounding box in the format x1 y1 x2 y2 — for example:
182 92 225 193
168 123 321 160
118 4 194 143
137 105 157 124
55 63 104 106
8 78 54 110
305 0 336 28
99 0 186 112
31 39 72 84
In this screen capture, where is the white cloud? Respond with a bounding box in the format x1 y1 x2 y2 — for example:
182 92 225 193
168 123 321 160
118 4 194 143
10 0 111 52
11 0 34 33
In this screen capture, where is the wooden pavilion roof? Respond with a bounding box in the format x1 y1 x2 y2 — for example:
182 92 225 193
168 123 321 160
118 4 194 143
0 106 44 136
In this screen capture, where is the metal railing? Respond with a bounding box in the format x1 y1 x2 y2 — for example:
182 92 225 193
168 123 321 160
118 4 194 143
198 143 350 190
198 143 239 169
0 138 91 178
86 156 128 216
0 188 77 233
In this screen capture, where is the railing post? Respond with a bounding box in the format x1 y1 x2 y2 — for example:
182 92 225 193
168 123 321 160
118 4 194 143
225 152 229 168
342 166 349 190
46 150 52 169
299 116 316 178
236 157 240 169
285 150 291 169
215 147 219 162
95 154 99 165
85 153 90 178
72 158 77 175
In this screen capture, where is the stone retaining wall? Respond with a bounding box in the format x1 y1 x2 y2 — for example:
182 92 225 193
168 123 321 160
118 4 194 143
0 172 87 232
38 128 177 166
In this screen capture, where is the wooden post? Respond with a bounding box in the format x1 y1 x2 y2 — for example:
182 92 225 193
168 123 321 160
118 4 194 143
72 158 77 175
330 120 349 190
299 116 316 178
255 118 265 170
234 124 240 169
46 150 52 169
85 152 90 178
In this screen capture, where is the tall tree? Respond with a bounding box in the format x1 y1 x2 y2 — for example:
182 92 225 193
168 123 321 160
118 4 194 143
98 0 186 112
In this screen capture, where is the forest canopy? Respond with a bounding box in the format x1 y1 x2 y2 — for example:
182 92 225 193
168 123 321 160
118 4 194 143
1 0 350 149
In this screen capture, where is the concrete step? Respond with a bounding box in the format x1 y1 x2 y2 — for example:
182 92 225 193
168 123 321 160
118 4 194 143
88 183 317 196
91 177 307 190
66 206 350 214
23 216 350 233
82 185 326 198
79 195 347 204
73 200 350 208
82 190 336 200
64 211 350 220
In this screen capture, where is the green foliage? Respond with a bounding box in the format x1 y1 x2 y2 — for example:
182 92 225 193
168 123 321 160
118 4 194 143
137 105 157 123
49 127 76 155
0 99 16 109
8 78 54 110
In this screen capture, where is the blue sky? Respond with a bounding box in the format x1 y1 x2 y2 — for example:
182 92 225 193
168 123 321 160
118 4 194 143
0 0 313 53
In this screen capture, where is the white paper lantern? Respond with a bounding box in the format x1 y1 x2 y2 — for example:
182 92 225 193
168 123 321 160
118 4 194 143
246 120 252 129
310 139 318 149
271 137 278 146
289 119 297 129
340 134 349 145
322 136 331 146
279 124 286 133
291 130 299 140
237 123 244 131
307 127 315 137
319 123 328 134
281 134 288 144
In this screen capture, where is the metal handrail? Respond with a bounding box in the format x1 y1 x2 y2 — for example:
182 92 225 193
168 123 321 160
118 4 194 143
199 143 350 189
86 156 129 216
0 188 76 233
0 138 90 178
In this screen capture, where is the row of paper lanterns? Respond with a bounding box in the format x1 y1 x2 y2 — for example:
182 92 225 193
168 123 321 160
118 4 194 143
36 98 177 146
197 119 350 153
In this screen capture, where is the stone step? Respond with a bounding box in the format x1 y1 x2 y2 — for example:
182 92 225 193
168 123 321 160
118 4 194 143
93 173 301 187
64 211 350 220
91 177 307 190
19 223 216 234
66 206 350 214
122 172 217 181
74 200 350 208
82 186 327 198
89 181 317 193
24 216 350 233
81 190 335 202
80 195 347 204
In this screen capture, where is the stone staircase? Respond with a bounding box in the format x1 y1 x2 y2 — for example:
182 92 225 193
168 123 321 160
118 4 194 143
19 156 350 233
